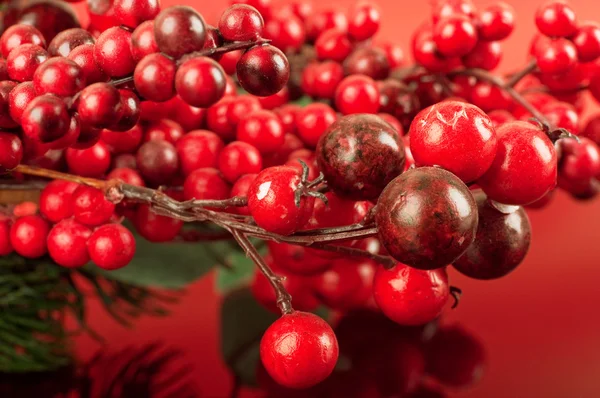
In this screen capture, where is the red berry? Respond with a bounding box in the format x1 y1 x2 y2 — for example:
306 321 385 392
183 167 231 202
176 130 225 176
219 4 264 42
78 83 122 128
348 2 380 41
7 44 49 82
432 0 476 25
0 133 23 171
267 241 330 275
412 28 451 72
101 124 143 153
230 173 257 215
169 95 206 131
315 29 352 62
227 95 262 128
305 9 348 42
136 140 179 185
264 15 306 53
274 104 300 134
470 82 512 113
218 141 263 183
248 166 315 235
541 101 579 133
207 96 237 141
0 219 12 256
535 0 578 38
94 26 135 77
582 114 600 146
0 24 46 58
230 0 273 21
296 103 337 147
373 263 449 325
176 57 227 108
109 89 140 134
154 6 207 59
134 53 177 102
113 0 160 28
10 215 50 259
572 22 600 62
334 74 380 115
409 101 498 183
477 121 557 205
260 312 339 389
33 56 85 97
48 28 94 57
219 49 243 75
237 110 285 155
343 47 390 80
533 37 577 75
66 141 111 177
0 81 17 129
39 179 79 222
557 137 600 195
143 119 184 144
312 258 374 310
377 42 405 69
256 87 290 110
310 61 344 100
47 219 92 268
131 20 159 61
21 94 71 144
237 44 290 97
487 109 514 128
433 15 478 57
135 204 183 242
8 81 36 124
107 167 145 186
462 41 501 70
68 43 108 84
476 2 515 41
72 185 116 226
87 223 136 270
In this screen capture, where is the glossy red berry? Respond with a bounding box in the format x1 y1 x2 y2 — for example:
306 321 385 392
315 29 352 62
176 130 224 176
535 0 577 38
476 2 515 41
154 6 207 59
541 101 579 133
10 215 50 259
373 263 449 325
296 103 337 147
237 44 290 97
309 61 344 100
94 27 136 77
143 119 183 144
230 173 257 215
557 137 600 195
136 140 179 185
87 224 136 270
227 95 262 127
433 15 478 57
219 4 264 41
176 57 227 108
6 44 49 82
260 311 339 389
305 9 348 42
313 258 374 310
0 24 46 58
78 83 122 128
47 219 92 268
135 204 183 242
130 20 159 62
34 56 85 97
409 101 498 183
432 0 476 24
218 141 263 183
478 121 557 205
113 0 160 28
0 133 23 171
183 167 231 202
8 81 36 124
207 96 237 140
533 37 577 75
376 167 478 269
101 124 143 154
343 47 391 80
134 53 176 102
248 166 315 235
21 94 70 144
317 114 405 200
462 41 501 70
66 141 111 178
72 185 116 226
107 167 145 186
0 81 17 129
236 110 285 155
48 28 94 57
39 180 79 222
68 43 108 84
264 15 305 53
378 42 405 69
334 74 380 115
572 22 600 62
348 2 380 41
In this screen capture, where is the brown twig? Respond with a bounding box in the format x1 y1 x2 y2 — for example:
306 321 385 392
506 59 537 88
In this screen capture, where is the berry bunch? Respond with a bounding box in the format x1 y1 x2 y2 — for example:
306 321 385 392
1 0 600 392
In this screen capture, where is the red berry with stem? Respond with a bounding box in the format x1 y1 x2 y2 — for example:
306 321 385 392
218 141 263 183
176 57 227 108
296 103 337 147
107 167 145 186
237 44 290 97
535 0 578 38
48 28 94 57
0 24 46 58
462 41 501 70
373 263 449 325
230 173 257 215
87 223 136 270
113 0 160 28
101 124 143 154
334 74 380 115
134 53 176 102
260 311 339 389
237 110 285 155
21 94 71 144
572 22 600 62
94 26 135 77
0 133 23 172
39 180 79 222
6 44 49 82
264 15 305 53
202 25 223 56
248 166 316 235
136 140 179 185
131 20 159 62
10 215 50 259
135 204 183 242
317 114 405 200
533 37 577 75
477 121 557 205
66 141 111 178
315 29 352 62
348 2 380 41
77 83 122 128
476 2 515 41
9 81 36 124
343 47 391 80
153 6 207 59
433 15 478 57
72 185 116 226
47 219 92 268
176 130 224 176
0 219 12 256
375 167 478 270
68 44 108 84
183 167 231 202
219 4 264 42
33 56 85 97
409 101 498 183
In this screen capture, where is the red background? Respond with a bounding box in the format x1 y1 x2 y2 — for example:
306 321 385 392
72 0 600 397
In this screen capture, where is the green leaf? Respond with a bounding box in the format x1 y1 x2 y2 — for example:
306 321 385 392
220 288 278 387
216 252 255 293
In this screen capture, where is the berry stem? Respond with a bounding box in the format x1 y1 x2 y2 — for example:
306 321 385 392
176 38 271 66
506 59 538 88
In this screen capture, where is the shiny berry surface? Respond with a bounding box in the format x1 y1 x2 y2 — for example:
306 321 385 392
72 185 116 226
10 215 49 259
237 45 290 97
94 27 135 77
219 4 264 41
218 141 263 183
154 6 207 59
535 0 578 38
334 75 380 115
176 57 226 108
134 53 177 102
47 219 92 268
87 224 136 270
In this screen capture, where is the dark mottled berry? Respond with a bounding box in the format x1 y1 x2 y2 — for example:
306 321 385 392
375 167 478 270
452 190 531 280
316 114 405 200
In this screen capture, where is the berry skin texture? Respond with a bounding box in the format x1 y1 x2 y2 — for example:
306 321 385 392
317 114 405 200
94 27 136 77
0 133 23 171
433 15 478 57
237 45 290 97
237 110 285 155
48 28 94 57
113 0 160 29
348 2 380 41
375 167 478 270
21 94 70 144
453 191 531 280
572 22 600 63
343 47 390 80
33 57 85 97
66 141 111 178
219 4 264 42
477 121 557 205
47 219 92 268
135 204 183 242
154 6 207 59
7 44 49 82
131 20 159 61
264 15 306 53
248 166 315 235
260 311 339 389
10 215 50 259
87 224 136 270
68 44 108 85
39 180 79 222
183 168 231 202
72 185 116 226
533 38 577 75
9 81 38 124
175 57 227 108
0 24 46 58
557 137 600 196
218 141 263 183
535 0 578 38
136 140 179 185
315 29 352 62
477 2 515 41
176 130 225 176
409 101 498 183
296 103 337 147
77 83 122 128
334 75 380 115
134 53 177 102
373 263 449 325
